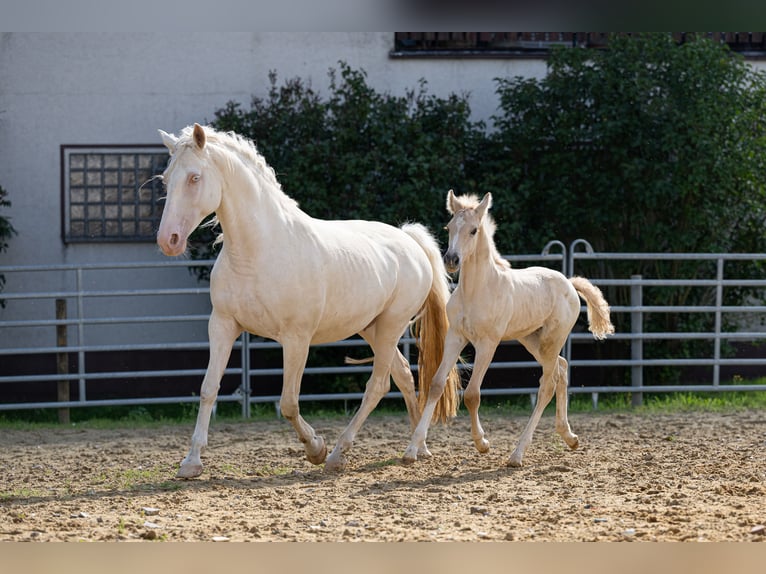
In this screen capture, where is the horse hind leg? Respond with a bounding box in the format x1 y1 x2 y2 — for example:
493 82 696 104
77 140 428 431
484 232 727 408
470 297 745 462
389 348 420 431
324 325 400 473
554 356 579 450
509 334 562 467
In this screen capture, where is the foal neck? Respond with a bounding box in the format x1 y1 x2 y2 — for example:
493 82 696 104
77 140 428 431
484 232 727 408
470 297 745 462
459 226 507 292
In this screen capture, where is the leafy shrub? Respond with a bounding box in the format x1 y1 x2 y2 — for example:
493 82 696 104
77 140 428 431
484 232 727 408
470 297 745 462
0 184 17 305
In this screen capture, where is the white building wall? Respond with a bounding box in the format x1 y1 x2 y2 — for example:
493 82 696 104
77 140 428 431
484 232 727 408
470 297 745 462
0 32 546 348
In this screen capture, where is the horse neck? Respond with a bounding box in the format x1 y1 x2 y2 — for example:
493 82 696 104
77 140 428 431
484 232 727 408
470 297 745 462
458 228 502 297
214 153 305 260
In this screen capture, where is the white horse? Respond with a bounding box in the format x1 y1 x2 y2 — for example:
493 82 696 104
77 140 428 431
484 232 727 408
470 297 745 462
156 124 460 477
403 190 614 467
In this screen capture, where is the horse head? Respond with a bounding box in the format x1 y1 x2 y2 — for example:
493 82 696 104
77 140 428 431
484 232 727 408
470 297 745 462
443 189 492 273
156 123 224 256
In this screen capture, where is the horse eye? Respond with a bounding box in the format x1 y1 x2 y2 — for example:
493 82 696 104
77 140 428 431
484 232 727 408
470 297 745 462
190 174 200 184
470 228 478 236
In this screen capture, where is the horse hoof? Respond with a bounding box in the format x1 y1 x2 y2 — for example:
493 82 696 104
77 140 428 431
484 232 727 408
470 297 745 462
176 463 204 479
475 438 490 454
507 455 523 468
402 446 419 464
306 437 328 465
567 435 580 450
324 454 346 473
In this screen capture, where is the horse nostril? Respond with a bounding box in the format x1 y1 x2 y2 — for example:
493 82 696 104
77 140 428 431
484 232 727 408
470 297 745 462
443 253 459 270
169 233 179 247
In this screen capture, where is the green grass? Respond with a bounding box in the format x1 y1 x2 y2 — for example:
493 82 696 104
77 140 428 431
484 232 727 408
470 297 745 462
0 378 765 430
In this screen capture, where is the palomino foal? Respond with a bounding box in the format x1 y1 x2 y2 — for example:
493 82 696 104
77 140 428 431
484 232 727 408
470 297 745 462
404 190 614 467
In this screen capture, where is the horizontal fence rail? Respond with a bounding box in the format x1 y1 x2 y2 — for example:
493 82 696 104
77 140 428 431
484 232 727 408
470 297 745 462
2 241 766 417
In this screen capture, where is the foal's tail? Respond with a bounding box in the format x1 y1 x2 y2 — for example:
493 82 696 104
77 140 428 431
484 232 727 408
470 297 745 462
402 223 461 423
570 276 615 340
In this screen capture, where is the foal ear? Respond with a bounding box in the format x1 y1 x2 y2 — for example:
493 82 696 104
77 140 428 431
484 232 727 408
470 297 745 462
476 192 493 220
192 123 207 150
446 189 458 214
158 129 178 154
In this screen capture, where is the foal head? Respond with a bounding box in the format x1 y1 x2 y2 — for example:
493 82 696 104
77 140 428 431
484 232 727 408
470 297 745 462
443 189 493 273
156 123 224 256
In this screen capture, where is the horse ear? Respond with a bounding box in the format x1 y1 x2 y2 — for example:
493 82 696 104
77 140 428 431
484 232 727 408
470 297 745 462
446 189 458 214
158 129 178 154
193 123 206 150
476 192 493 220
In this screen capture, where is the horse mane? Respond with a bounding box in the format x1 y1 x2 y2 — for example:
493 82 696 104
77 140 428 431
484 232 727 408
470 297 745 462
175 125 300 245
452 194 511 270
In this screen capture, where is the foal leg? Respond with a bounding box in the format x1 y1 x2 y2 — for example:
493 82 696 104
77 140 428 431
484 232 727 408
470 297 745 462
554 356 579 450
402 330 467 463
508 348 558 468
177 311 241 478
463 340 498 455
280 338 327 465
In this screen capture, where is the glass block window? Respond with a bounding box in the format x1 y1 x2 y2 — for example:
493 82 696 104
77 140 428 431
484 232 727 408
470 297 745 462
61 145 169 242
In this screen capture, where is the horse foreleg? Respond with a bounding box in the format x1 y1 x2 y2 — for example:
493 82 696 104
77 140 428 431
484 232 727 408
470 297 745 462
463 340 497 455
178 312 241 478
279 339 327 465
403 330 467 464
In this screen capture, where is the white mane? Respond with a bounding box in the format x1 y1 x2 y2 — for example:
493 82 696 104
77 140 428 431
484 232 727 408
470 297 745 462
177 125 298 211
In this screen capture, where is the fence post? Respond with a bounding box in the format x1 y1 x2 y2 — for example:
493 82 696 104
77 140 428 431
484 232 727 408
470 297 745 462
240 332 251 418
630 275 643 407
55 299 70 424
713 258 723 387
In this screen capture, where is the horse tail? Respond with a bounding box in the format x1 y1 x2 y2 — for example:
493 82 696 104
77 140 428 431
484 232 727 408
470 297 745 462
570 276 615 340
401 223 461 423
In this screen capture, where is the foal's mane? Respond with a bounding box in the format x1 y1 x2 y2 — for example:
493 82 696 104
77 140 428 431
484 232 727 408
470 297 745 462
452 194 510 270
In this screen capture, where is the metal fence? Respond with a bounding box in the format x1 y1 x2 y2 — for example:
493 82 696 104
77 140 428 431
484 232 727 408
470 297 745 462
2 240 766 417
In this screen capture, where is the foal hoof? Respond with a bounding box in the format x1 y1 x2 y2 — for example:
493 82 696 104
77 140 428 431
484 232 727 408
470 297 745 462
417 444 433 459
306 436 328 465
567 435 580 450
402 445 419 465
324 447 347 473
508 449 524 468
176 462 204 479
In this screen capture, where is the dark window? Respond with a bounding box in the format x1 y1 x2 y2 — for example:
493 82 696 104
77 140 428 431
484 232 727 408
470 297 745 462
391 32 766 58
61 145 168 243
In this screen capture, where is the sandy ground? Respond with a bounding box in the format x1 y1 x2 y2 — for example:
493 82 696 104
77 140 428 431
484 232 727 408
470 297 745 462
1 408 764 542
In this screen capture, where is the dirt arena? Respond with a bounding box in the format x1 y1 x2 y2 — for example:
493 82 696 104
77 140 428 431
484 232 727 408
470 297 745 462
1 408 764 542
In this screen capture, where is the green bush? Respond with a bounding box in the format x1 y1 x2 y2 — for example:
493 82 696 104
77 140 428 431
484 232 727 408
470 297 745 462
0 184 17 306
195 62 486 259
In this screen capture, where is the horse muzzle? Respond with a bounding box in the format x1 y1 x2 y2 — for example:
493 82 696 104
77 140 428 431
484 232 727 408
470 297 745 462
157 230 187 257
443 252 460 274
